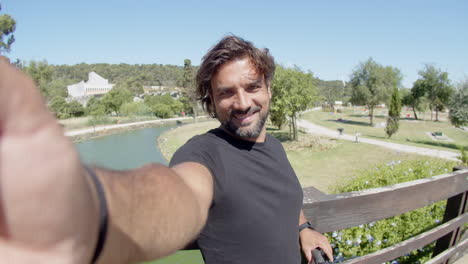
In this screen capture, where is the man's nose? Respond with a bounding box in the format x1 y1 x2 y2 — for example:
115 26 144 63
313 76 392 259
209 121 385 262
233 90 251 110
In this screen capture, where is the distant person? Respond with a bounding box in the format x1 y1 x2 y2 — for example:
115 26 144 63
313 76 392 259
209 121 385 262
0 35 332 264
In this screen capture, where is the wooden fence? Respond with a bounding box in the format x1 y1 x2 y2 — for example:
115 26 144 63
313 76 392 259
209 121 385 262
302 166 468 264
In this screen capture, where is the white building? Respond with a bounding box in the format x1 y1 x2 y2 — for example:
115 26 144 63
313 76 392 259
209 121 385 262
67 72 114 98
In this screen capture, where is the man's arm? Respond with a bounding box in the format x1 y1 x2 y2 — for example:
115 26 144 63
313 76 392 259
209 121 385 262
94 162 213 263
0 58 213 264
299 210 334 263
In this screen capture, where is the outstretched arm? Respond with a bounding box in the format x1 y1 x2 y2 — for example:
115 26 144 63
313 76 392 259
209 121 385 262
0 58 213 264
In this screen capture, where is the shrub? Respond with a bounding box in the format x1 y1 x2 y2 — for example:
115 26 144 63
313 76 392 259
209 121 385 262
120 102 152 116
328 159 456 263
458 146 468 166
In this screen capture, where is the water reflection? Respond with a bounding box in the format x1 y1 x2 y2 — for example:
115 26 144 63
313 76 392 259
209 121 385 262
76 127 171 170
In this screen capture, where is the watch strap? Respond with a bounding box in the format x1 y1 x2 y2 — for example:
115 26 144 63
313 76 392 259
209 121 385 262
299 221 313 232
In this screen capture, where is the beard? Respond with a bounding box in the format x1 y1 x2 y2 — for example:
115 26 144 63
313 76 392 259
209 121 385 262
221 104 270 139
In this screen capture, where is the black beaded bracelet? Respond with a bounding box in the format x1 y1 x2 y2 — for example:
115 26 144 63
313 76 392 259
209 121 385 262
85 166 109 264
299 221 313 232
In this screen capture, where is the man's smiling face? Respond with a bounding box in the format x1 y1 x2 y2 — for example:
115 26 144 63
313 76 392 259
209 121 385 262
211 57 271 142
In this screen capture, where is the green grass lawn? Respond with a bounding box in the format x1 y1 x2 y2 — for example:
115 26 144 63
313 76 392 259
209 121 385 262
145 250 204 264
302 107 468 153
158 120 426 193
287 139 424 192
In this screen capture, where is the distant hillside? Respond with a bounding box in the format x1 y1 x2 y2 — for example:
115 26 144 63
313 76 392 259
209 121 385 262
23 61 346 103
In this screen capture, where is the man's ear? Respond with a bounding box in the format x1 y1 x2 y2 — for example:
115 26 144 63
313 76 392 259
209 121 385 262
267 85 272 100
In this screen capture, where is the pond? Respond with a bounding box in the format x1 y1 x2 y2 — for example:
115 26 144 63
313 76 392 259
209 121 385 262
76 126 204 264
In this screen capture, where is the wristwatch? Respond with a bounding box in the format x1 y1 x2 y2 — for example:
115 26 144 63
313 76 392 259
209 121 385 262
299 221 313 232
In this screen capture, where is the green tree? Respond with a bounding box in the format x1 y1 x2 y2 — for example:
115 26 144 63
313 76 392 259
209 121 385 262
270 108 287 130
0 4 16 55
448 79 468 127
24 60 52 99
68 100 85 117
271 65 318 140
316 79 345 104
144 94 183 118
416 64 453 121
180 59 198 118
101 88 133 115
49 96 70 119
349 58 402 126
85 96 105 115
385 87 401 138
151 104 173 118
402 80 427 120
120 101 152 116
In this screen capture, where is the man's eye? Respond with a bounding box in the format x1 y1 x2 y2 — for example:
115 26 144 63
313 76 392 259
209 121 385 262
249 85 261 91
219 91 232 96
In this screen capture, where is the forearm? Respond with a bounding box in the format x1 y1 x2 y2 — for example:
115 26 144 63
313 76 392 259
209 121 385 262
93 164 205 264
299 209 307 225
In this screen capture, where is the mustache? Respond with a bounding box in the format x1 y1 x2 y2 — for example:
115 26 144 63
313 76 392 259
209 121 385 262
230 106 261 117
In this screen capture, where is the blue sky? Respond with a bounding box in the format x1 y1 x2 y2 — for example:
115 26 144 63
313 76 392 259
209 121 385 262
2 0 467 88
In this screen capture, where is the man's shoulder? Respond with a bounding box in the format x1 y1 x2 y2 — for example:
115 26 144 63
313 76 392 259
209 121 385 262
169 129 223 166
182 128 223 146
265 133 284 149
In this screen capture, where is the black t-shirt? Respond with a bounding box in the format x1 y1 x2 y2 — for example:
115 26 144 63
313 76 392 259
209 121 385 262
170 128 303 264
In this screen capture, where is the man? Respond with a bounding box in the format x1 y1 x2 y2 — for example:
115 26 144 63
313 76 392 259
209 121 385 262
0 35 332 264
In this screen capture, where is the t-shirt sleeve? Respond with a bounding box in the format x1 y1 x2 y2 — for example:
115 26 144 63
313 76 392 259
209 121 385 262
169 136 214 170
169 135 225 204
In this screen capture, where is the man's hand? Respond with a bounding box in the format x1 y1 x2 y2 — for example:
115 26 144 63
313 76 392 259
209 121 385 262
0 58 99 263
300 228 334 264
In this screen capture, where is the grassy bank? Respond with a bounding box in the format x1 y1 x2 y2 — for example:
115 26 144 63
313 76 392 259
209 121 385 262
303 108 468 153
158 120 220 161
158 121 425 193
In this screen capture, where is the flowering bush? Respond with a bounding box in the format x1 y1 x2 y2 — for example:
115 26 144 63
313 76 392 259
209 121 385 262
327 159 456 263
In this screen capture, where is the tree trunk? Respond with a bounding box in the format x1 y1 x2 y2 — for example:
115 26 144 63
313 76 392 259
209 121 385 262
191 102 198 123
292 114 298 141
369 106 374 126
436 108 439 122
431 106 434 121
412 105 418 120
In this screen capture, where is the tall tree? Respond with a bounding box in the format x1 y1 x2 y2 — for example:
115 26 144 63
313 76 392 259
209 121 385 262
0 3 16 55
448 79 468 127
349 58 402 126
181 59 198 118
316 79 345 105
101 88 133 115
385 87 401 138
68 100 85 117
416 64 453 121
404 79 427 120
85 96 105 116
49 96 70 119
24 60 52 99
271 65 318 140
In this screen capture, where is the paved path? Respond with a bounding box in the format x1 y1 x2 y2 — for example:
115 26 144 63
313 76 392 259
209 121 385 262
297 119 459 161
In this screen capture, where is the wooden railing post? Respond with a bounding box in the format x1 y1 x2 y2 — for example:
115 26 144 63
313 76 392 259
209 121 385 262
432 166 468 263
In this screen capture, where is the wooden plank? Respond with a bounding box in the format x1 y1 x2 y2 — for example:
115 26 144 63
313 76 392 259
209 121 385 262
339 213 468 264
433 191 467 259
302 186 328 203
425 237 468 264
303 170 468 233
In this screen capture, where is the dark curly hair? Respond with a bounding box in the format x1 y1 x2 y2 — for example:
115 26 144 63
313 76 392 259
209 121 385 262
195 35 275 117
